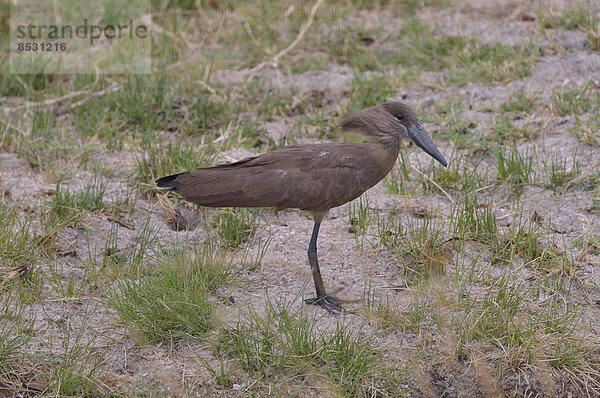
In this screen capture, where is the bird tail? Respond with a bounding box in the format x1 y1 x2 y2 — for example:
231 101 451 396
156 174 181 191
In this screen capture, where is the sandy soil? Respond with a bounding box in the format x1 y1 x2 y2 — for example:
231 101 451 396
2 0 600 396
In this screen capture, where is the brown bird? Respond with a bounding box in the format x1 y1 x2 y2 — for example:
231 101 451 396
156 101 447 312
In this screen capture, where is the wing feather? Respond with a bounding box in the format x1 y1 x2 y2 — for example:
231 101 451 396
165 143 391 211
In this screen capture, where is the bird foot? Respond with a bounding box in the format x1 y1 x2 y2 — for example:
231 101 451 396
305 294 346 314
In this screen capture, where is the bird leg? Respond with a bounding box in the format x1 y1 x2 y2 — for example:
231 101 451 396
304 219 345 313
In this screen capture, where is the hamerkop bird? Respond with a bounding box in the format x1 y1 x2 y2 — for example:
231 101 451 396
157 102 447 312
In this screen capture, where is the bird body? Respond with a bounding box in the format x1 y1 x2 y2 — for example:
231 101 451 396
157 142 398 212
157 101 447 312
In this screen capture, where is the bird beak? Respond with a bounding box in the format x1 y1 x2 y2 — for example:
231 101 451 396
408 122 448 167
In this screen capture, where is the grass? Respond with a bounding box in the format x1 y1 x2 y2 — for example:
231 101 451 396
489 115 539 144
134 140 213 188
5 109 96 180
554 83 598 118
209 208 259 248
401 216 449 279
0 202 38 268
106 241 238 344
543 152 581 191
87 213 160 283
0 291 36 394
348 193 377 249
45 177 106 226
347 72 397 111
362 284 437 335
383 149 412 195
48 316 104 396
492 216 543 265
453 273 592 377
421 100 488 152
426 154 489 192
2 0 600 395
500 89 539 114
572 112 600 146
211 297 408 395
450 194 498 248
391 19 540 85
362 259 597 386
539 2 598 33
496 145 536 192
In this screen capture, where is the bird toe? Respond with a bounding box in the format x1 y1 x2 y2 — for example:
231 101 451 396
305 295 346 314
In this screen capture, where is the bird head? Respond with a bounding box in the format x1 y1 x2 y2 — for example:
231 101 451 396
340 101 448 167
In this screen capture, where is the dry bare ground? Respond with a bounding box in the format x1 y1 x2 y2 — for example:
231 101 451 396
1 0 600 396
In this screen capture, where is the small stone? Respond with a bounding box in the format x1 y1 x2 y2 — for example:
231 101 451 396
26 376 47 392
233 383 246 391
360 35 375 46
520 11 536 21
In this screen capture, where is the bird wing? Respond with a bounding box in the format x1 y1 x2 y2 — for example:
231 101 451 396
173 143 390 211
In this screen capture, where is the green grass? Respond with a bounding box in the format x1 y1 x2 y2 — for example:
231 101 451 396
489 115 539 144
0 202 38 268
46 259 84 299
554 83 598 117
402 216 448 279
421 100 488 152
362 284 437 335
543 152 581 191
5 109 93 179
347 72 396 111
376 210 450 282
496 145 536 192
348 194 377 249
106 241 236 344
48 317 104 396
0 291 35 394
390 19 540 85
134 140 213 189
491 217 542 265
453 273 592 377
209 208 259 248
183 4 540 80
500 89 539 114
211 297 408 395
1 0 599 395
88 213 160 281
487 213 578 277
46 177 106 220
450 194 498 248
539 3 597 31
572 112 600 146
383 149 412 195
423 154 489 193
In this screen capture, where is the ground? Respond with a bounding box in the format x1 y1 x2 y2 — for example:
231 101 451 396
1 0 600 397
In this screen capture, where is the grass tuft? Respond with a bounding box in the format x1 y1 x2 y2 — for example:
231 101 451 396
212 297 408 395
209 208 259 248
106 241 235 344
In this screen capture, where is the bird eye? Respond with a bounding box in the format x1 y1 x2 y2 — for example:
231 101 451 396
396 113 405 121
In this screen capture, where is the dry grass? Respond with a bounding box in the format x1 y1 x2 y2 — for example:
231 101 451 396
1 0 600 396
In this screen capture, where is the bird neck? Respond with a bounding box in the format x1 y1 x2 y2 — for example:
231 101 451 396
368 138 401 176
